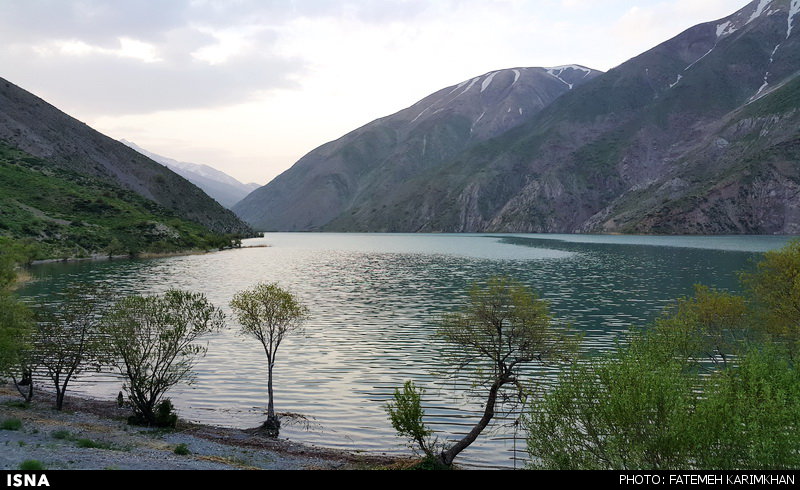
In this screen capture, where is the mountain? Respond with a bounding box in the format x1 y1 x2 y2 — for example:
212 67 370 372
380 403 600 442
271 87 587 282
235 0 800 235
0 77 252 236
120 140 260 209
233 65 602 231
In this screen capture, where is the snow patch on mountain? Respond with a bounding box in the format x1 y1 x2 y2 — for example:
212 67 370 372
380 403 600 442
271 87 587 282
410 107 429 124
685 46 715 71
789 0 800 38
457 77 480 98
669 74 683 88
448 79 469 95
716 21 737 38
545 67 574 89
481 72 498 93
748 0 772 24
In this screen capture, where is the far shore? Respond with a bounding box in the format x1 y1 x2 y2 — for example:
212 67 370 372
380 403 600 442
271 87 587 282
0 384 410 471
28 243 271 266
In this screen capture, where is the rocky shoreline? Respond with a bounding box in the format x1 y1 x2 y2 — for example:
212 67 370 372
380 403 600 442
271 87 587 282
0 385 409 471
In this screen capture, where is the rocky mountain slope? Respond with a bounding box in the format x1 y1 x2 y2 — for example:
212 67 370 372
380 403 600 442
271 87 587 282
236 0 800 235
233 66 602 231
0 78 252 236
121 140 260 209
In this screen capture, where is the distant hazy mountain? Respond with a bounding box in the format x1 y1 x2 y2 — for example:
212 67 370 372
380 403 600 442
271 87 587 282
120 140 260 209
233 65 602 231
0 77 252 236
235 0 800 235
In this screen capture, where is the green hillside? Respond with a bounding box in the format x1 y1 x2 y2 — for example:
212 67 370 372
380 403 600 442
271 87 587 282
0 143 242 260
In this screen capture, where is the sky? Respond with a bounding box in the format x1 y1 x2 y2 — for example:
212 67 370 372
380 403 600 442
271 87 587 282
0 0 751 185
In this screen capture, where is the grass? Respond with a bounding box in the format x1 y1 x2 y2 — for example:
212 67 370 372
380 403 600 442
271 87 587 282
174 443 191 455
52 430 123 451
75 438 116 450
51 429 71 440
1 418 23 430
2 400 30 409
17 460 46 471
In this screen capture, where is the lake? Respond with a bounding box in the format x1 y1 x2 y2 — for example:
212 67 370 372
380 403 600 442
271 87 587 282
17 233 797 469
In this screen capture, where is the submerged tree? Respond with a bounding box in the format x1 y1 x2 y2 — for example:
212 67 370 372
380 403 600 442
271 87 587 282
35 285 109 410
102 290 225 426
424 276 577 466
230 282 308 436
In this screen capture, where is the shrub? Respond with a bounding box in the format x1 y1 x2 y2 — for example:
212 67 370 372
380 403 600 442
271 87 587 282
51 429 71 440
174 443 191 455
75 438 114 450
1 418 22 431
18 460 45 470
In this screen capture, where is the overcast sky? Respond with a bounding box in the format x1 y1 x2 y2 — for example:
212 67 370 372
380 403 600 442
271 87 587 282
1 0 750 185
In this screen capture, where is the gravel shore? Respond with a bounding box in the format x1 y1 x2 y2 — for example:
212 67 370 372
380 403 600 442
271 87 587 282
0 385 408 471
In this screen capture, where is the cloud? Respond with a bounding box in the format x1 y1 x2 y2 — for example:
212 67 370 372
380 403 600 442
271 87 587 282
0 1 308 115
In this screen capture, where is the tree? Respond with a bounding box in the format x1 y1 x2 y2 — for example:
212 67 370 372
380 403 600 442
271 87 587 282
385 381 439 461
0 252 37 402
741 239 800 351
101 289 225 426
34 285 109 410
525 329 698 469
654 284 749 368
230 282 308 436
431 276 577 466
0 292 36 402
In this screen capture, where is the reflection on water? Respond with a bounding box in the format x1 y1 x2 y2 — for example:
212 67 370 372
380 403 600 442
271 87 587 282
17 233 796 469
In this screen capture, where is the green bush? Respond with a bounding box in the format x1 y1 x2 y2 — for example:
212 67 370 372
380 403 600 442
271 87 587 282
18 460 45 470
385 381 436 459
1 418 22 431
51 429 71 440
75 438 114 450
174 443 191 455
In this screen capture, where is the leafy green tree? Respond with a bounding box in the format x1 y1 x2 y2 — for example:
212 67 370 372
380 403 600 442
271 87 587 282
526 241 800 470
0 292 35 401
690 344 800 469
102 290 225 426
526 329 697 470
741 239 800 351
230 282 308 436
34 285 110 410
654 284 749 368
430 276 576 466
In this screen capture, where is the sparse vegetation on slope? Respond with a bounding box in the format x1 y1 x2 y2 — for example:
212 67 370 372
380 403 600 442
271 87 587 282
0 143 245 259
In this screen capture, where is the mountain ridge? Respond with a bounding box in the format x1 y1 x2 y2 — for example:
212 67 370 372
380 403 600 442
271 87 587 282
0 77 253 236
235 0 800 235
233 65 603 231
120 139 260 209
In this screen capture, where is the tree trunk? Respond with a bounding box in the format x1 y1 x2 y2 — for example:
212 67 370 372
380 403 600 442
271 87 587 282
438 378 504 466
260 362 280 437
55 388 65 411
267 362 275 420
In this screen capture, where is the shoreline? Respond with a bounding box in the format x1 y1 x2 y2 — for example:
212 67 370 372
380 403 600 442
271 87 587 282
28 243 271 266
0 385 410 471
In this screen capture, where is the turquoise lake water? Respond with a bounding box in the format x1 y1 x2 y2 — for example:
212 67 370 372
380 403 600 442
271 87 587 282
17 233 797 468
